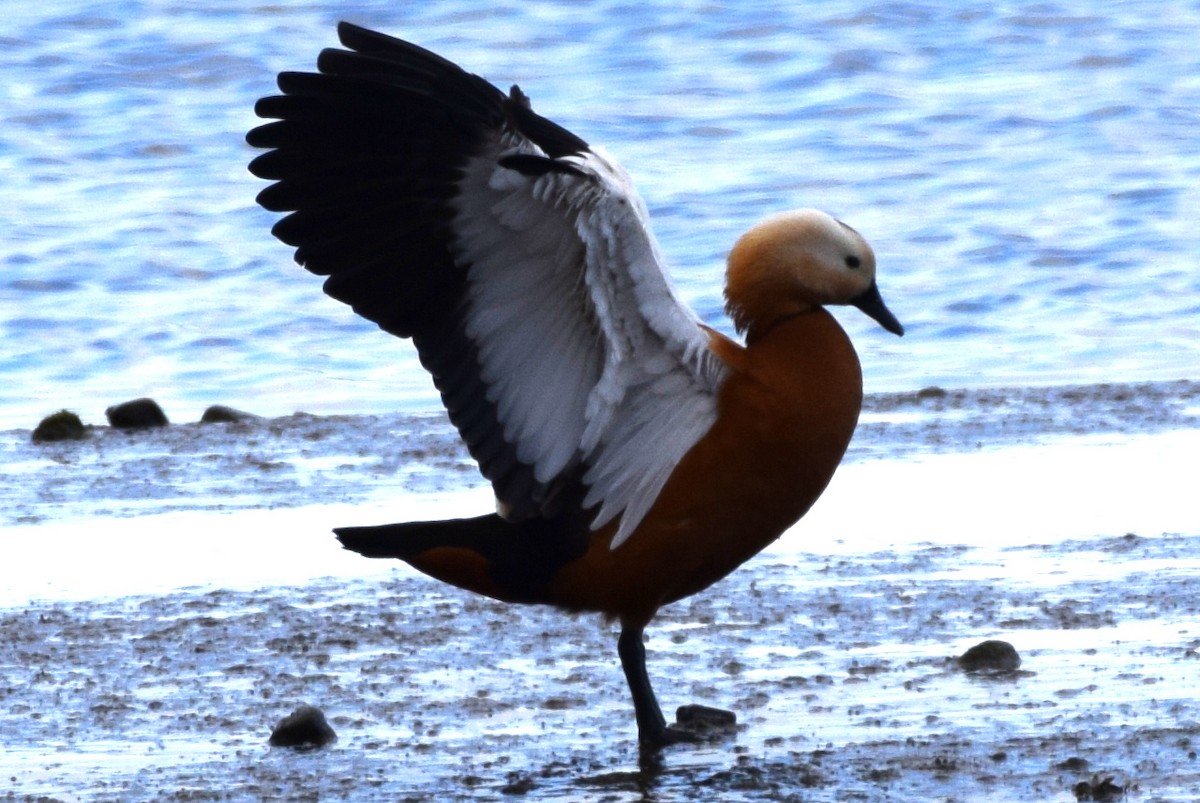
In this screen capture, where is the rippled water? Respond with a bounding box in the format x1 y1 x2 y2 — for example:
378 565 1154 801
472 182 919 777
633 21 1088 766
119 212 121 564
3 1 1198 431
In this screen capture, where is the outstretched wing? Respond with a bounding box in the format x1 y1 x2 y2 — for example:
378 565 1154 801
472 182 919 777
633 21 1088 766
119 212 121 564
248 22 728 547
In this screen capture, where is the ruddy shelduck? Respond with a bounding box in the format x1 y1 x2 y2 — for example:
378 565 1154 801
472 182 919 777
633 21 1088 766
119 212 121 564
248 22 903 748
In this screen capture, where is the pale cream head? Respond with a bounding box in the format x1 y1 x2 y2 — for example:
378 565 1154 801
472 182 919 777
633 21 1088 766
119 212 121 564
724 209 902 340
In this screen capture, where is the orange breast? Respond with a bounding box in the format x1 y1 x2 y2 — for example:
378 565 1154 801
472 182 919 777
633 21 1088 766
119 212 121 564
547 308 863 626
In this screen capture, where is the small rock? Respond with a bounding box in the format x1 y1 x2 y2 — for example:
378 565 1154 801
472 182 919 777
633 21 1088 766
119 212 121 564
268 705 337 750
1073 774 1127 801
31 410 87 443
675 704 738 738
106 397 169 429
959 639 1021 673
499 774 537 795
200 405 259 424
917 386 948 399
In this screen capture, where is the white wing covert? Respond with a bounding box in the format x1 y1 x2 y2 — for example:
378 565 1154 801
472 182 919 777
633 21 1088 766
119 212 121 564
454 137 729 547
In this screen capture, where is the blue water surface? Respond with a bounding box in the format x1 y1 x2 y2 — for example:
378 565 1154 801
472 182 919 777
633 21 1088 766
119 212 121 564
3 0 1198 430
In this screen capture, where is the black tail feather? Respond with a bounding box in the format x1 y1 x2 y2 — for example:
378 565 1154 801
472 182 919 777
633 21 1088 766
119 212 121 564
334 515 514 560
334 513 590 603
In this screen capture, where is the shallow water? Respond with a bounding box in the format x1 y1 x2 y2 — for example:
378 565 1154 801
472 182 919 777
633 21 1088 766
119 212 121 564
3 0 1200 430
4 379 1197 529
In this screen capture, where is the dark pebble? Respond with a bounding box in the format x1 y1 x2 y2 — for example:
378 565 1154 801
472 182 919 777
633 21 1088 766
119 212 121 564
200 405 259 424
31 410 87 443
959 639 1021 673
676 704 737 729
1073 775 1127 801
499 775 537 795
106 398 169 429
268 705 337 750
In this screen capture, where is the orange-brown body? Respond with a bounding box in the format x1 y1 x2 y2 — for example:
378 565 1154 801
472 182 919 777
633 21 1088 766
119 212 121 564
549 310 862 626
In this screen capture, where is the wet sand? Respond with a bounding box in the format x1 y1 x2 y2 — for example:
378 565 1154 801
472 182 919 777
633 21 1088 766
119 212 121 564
3 381 1199 800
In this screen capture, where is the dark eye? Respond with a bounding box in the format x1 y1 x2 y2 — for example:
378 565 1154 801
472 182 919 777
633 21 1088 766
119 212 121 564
844 255 861 269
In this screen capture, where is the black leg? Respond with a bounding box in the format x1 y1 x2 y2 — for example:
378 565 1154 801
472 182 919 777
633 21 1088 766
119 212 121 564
618 626 666 737
617 626 698 747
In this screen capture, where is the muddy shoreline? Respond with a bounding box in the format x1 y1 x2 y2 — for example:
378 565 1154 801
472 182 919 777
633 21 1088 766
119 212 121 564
4 380 1198 799
5 528 1200 800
